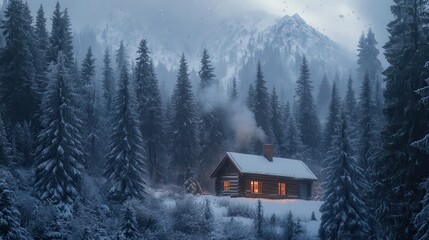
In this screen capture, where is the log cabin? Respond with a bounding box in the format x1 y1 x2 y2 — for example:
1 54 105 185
210 144 317 199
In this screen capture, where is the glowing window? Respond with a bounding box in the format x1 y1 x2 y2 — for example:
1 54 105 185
251 181 260 193
278 182 286 195
224 181 231 191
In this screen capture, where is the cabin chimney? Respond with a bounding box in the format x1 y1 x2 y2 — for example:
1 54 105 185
263 144 273 162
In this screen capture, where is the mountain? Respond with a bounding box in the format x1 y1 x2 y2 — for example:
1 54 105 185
95 10 353 101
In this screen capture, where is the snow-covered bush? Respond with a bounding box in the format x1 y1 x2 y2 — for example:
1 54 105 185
172 197 207 235
220 217 254 240
227 202 255 218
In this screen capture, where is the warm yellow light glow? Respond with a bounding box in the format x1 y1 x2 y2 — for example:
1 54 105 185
251 181 260 193
224 181 231 191
278 182 286 195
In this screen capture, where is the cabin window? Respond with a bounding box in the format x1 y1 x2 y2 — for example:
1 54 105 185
223 181 231 191
251 181 260 193
278 182 286 195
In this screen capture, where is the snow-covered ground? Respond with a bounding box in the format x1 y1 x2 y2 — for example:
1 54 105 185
152 189 322 238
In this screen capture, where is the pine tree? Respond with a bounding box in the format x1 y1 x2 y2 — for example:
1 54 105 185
115 40 127 76
171 54 200 181
198 49 225 188
255 199 263 239
134 39 164 184
48 2 74 67
102 48 115 114
412 62 429 240
34 53 84 206
118 204 139 240
199 49 216 89
342 74 357 123
253 61 272 152
80 47 99 171
271 87 285 155
0 0 36 125
283 109 301 158
231 77 238 101
34 4 49 99
371 1 429 238
323 82 340 150
295 56 320 150
0 183 31 240
104 65 146 202
319 114 369 240
0 113 13 166
357 28 383 85
317 73 330 119
357 73 374 171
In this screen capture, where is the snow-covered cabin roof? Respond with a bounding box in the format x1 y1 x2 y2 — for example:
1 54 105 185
212 152 317 180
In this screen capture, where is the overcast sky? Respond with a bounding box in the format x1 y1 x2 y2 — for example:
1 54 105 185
23 0 393 63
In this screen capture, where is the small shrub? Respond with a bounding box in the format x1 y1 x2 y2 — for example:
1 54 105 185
227 202 255 218
173 198 206 235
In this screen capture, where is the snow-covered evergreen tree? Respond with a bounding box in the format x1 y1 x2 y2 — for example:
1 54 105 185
0 182 31 240
33 4 49 102
0 0 36 125
252 61 272 153
135 39 165 184
80 47 99 171
171 54 200 181
0 114 13 166
247 83 255 111
342 74 357 140
357 73 374 171
357 28 383 86
115 41 127 77
371 1 429 238
270 87 285 156
319 113 369 240
118 204 139 240
295 56 320 151
198 49 225 188
412 61 429 240
317 73 330 120
323 82 340 150
255 199 263 239
34 53 84 206
102 48 115 115
48 2 74 67
283 103 302 158
104 65 146 202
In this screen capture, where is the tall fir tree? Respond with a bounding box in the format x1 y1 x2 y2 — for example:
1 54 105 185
323 82 340 150
34 53 84 206
253 61 272 152
115 40 127 77
0 0 36 125
134 39 164 184
102 48 115 114
270 87 285 156
199 49 216 89
295 56 320 151
118 204 139 240
197 49 225 188
48 2 74 67
283 105 302 158
412 62 429 240
0 113 13 166
342 74 357 123
357 28 383 85
171 54 200 181
80 47 99 171
104 65 147 202
319 113 370 240
0 182 31 240
317 73 331 119
33 4 49 101
357 73 374 171
371 1 429 238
